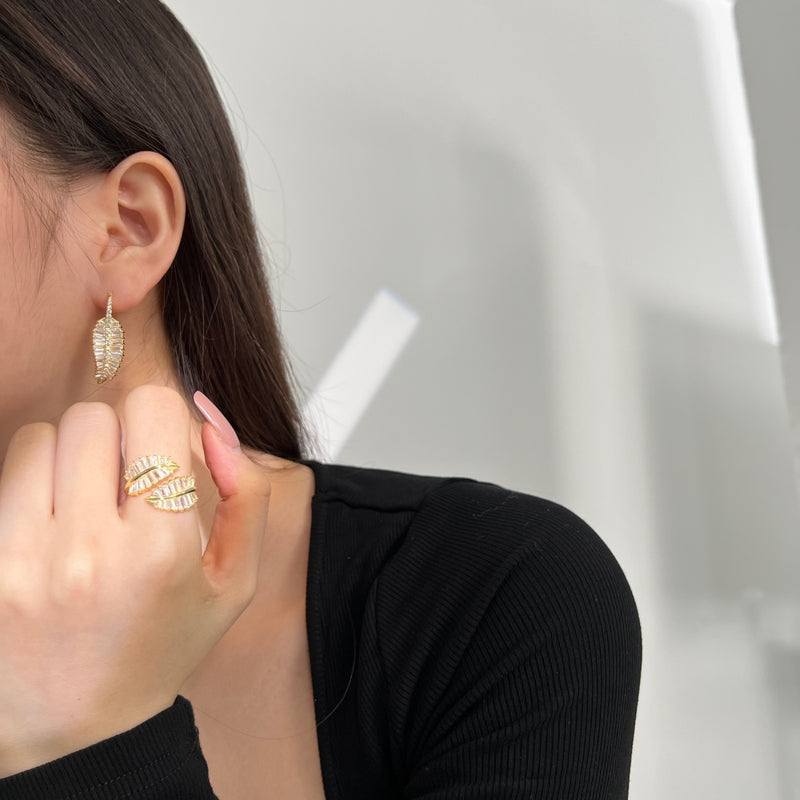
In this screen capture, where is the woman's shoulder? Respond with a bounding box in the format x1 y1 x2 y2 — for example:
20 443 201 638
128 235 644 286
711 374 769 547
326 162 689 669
304 459 463 512
307 461 642 798
306 459 639 652
306 457 572 521
306 459 623 574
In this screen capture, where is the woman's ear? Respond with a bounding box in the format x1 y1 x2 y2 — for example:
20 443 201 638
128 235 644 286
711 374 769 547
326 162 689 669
83 151 186 311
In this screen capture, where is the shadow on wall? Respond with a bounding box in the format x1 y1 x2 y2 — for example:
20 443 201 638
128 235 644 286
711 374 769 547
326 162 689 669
638 305 800 797
735 0 800 465
639 304 800 603
761 641 800 799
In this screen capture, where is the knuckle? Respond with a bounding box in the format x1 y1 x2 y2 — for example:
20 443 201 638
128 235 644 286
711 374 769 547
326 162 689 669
125 385 188 419
8 421 56 451
0 555 42 612
49 550 99 606
141 534 183 580
60 401 118 432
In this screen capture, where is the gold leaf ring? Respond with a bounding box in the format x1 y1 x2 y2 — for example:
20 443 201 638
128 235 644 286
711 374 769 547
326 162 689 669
123 455 198 513
124 455 179 496
146 475 199 513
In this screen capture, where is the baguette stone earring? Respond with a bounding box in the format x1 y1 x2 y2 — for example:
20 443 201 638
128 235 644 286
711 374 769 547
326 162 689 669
93 292 125 384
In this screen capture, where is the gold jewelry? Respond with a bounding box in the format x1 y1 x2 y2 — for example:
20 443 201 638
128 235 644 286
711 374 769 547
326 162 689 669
146 476 199 512
124 455 180 496
93 292 125 384
123 454 198 513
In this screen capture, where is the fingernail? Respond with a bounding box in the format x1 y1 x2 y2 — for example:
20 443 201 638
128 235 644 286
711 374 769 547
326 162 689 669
193 391 242 453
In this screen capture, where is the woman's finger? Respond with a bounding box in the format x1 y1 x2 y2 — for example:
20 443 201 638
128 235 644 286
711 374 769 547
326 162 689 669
52 403 121 526
0 423 57 542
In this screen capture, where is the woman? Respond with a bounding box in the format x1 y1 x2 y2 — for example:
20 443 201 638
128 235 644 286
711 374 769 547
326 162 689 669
0 1 641 797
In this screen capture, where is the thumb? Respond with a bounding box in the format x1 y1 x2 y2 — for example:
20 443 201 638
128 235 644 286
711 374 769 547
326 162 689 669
193 392 270 594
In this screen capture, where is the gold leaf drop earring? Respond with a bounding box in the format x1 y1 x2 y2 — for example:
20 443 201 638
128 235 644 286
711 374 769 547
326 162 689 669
92 292 125 384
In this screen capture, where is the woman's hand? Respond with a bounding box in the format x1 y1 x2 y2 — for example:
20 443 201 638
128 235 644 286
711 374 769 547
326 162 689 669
0 385 269 777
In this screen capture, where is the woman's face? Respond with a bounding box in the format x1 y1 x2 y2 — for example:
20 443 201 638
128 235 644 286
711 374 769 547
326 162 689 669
0 129 100 464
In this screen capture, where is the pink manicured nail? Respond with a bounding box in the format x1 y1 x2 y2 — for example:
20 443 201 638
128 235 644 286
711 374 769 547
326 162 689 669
193 391 242 452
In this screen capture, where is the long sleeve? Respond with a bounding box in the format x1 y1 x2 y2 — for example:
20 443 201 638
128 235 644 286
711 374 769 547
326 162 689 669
0 696 217 800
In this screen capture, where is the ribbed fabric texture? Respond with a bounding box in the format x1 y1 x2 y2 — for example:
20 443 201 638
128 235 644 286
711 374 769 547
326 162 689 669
0 462 641 798
0 697 214 799
306 462 641 799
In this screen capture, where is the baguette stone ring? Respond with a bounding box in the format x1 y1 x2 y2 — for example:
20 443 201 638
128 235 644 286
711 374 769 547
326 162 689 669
123 455 199 512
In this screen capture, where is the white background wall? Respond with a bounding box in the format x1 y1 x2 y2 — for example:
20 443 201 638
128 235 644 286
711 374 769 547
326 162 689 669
166 1 800 796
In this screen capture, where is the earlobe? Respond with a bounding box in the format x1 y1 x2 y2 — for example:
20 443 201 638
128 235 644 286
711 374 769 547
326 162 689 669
95 152 186 310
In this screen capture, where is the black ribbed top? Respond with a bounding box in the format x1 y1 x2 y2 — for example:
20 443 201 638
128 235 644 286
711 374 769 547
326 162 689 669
0 697 213 799
0 462 641 798
306 462 641 799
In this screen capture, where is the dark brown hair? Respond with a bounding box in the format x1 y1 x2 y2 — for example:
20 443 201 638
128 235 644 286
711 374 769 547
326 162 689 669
0 0 305 459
